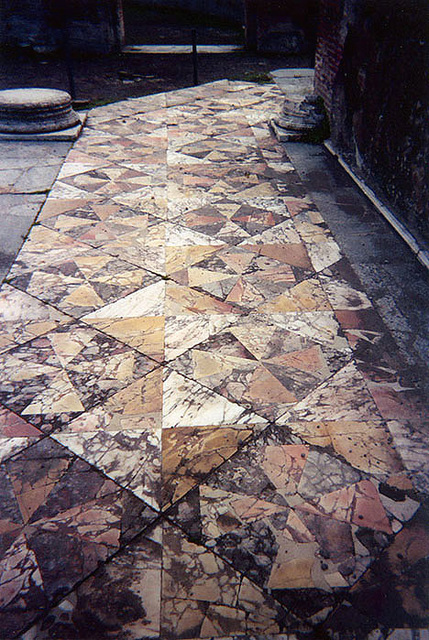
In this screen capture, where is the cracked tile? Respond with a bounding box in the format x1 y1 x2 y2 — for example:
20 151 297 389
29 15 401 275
40 199 170 272
167 427 408 615
278 363 382 424
1 79 427 638
0 438 156 637
162 425 253 507
161 522 301 639
286 419 404 479
168 243 314 314
163 369 267 430
22 525 162 640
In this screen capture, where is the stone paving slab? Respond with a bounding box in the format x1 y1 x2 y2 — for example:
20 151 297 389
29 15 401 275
0 141 72 174
0 80 427 639
0 141 72 283
0 194 46 282
0 119 85 142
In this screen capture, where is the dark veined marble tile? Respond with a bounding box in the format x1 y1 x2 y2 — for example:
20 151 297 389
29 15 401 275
21 524 163 640
167 424 424 624
0 437 157 638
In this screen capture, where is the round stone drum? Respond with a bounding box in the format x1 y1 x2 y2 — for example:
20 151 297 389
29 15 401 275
0 88 80 134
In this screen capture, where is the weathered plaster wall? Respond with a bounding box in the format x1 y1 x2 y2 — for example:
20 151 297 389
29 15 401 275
130 0 245 23
244 0 319 53
315 0 429 245
0 0 124 54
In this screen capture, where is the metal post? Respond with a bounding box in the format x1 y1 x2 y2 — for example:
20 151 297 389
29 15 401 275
192 29 198 86
58 2 76 101
244 0 258 52
62 29 76 101
47 0 76 100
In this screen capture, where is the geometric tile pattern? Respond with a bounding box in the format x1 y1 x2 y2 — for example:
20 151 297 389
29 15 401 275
0 322 157 432
168 427 421 614
0 80 427 638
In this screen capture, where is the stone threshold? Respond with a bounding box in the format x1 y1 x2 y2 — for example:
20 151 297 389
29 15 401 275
123 44 243 54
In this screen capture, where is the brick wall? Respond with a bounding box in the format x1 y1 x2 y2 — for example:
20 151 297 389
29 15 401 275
315 0 429 245
314 0 344 109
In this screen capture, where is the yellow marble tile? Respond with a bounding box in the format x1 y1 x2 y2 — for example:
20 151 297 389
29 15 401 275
289 420 404 477
84 316 165 361
268 555 316 589
258 279 331 313
162 425 252 505
165 282 241 315
165 245 224 275
63 284 105 309
38 198 91 221
105 367 163 424
22 371 85 415
187 268 233 288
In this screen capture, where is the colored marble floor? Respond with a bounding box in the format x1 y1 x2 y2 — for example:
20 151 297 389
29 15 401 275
0 80 428 640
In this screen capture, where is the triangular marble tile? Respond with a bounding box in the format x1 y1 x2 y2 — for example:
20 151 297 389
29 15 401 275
163 369 267 430
165 282 243 316
83 315 165 361
54 428 162 509
162 424 254 507
41 201 170 272
0 284 70 354
164 314 239 361
278 363 382 424
256 278 331 313
83 280 166 320
0 406 43 463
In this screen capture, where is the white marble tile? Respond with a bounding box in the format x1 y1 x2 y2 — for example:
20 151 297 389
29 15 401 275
387 420 429 493
239 219 300 245
162 370 267 429
307 239 342 272
165 224 225 247
165 315 238 361
0 285 70 353
83 281 165 320
53 429 162 508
